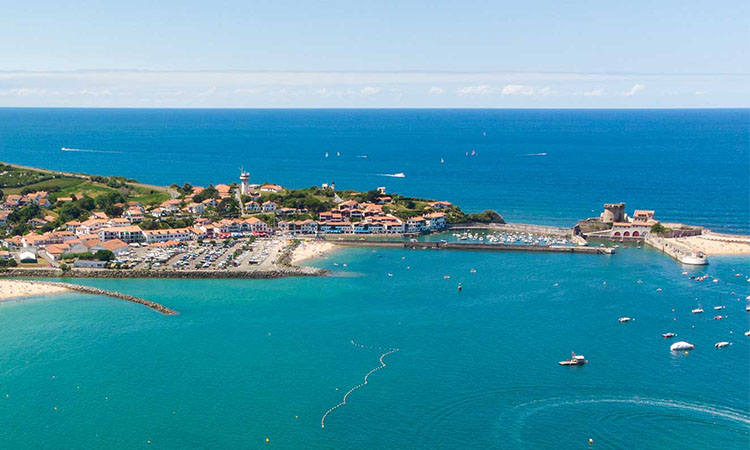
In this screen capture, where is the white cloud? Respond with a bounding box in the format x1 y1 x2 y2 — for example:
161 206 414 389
537 86 554 96
583 88 604 97
233 88 262 95
457 85 498 95
0 71 744 107
623 83 645 96
79 89 112 96
196 86 217 97
360 86 382 96
501 84 536 96
0 87 48 96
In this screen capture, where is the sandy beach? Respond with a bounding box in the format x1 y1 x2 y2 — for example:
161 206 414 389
291 240 336 264
673 233 750 256
0 279 70 300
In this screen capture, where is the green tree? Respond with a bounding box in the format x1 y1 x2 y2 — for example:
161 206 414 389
94 250 115 261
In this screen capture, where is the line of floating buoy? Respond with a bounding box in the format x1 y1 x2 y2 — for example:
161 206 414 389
321 341 399 429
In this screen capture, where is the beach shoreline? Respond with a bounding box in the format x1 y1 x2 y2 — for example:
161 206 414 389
291 240 337 264
0 279 70 301
673 233 750 256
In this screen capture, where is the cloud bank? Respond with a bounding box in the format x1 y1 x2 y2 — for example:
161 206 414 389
0 71 746 107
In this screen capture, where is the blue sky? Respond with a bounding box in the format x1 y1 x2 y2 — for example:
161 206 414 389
1 0 748 107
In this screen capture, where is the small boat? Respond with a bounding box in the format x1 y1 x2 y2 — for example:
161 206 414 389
443 275 451 279
618 317 632 323
440 158 445 163
559 352 587 366
746 305 750 312
670 341 694 351
745 331 750 336
713 306 725 310
713 315 723 320
662 332 677 338
715 341 731 349
692 308 704 314
470 268 477 273
457 285 462 292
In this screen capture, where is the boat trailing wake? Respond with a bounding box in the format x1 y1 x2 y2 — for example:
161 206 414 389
320 340 400 428
512 396 750 426
377 172 406 178
61 147 123 154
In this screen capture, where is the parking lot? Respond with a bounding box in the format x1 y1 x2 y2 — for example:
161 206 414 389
113 237 289 272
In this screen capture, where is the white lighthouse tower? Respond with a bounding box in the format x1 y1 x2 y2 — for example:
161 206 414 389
239 167 250 195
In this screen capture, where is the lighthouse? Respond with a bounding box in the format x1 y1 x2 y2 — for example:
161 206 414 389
240 167 250 195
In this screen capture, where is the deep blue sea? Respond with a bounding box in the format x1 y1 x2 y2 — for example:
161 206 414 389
0 108 748 232
0 109 748 449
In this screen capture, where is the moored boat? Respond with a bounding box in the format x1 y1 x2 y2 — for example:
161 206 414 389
670 341 694 351
559 352 587 366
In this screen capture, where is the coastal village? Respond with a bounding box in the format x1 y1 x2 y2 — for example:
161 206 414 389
0 164 478 273
1 162 748 274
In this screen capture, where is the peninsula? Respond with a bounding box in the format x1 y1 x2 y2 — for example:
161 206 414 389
1 161 748 282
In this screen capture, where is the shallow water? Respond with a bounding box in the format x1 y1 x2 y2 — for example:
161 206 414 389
0 248 747 449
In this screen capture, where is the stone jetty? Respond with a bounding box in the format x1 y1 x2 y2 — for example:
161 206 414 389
24 280 178 315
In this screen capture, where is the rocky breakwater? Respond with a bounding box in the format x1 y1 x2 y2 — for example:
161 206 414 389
25 280 178 315
0 266 328 279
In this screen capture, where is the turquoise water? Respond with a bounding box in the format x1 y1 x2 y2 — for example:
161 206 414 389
0 109 748 448
1 248 748 449
0 108 748 232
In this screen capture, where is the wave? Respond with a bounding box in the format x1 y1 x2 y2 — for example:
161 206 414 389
61 147 123 154
524 152 547 156
378 172 406 178
356 155 368 159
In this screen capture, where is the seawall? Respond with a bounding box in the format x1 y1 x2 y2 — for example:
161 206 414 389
331 239 614 254
0 267 328 279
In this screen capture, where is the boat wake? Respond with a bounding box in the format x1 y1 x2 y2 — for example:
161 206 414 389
320 340 399 428
524 152 547 156
61 147 123 154
511 396 750 426
377 172 406 178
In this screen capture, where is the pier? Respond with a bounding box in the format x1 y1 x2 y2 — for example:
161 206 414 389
330 239 615 254
448 222 573 237
24 280 179 315
644 235 708 265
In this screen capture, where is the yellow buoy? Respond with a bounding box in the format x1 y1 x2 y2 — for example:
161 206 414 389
265 437 270 443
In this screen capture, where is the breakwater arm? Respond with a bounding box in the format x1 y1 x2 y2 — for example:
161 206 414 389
23 280 178 315
330 239 614 254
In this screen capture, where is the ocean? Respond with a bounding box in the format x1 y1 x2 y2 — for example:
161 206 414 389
0 109 748 449
0 108 748 232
